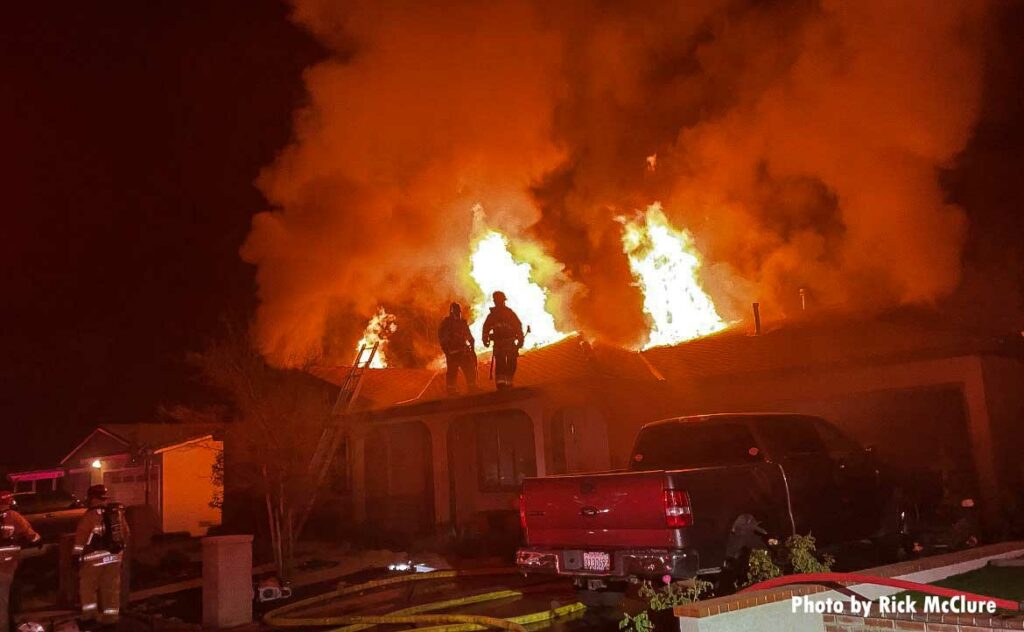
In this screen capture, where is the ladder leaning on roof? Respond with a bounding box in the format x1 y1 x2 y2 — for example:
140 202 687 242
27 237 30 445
297 342 378 537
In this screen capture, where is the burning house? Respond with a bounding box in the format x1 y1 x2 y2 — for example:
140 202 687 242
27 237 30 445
224 0 1023 548
310 310 1024 542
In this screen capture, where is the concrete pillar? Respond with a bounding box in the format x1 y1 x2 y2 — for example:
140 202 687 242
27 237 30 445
350 429 368 524
526 402 548 477
202 535 253 628
427 417 452 525
963 358 1001 529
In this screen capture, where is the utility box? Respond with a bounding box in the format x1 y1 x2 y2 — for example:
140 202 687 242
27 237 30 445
202 534 253 628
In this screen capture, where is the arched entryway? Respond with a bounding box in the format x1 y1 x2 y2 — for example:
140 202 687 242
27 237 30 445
365 421 434 535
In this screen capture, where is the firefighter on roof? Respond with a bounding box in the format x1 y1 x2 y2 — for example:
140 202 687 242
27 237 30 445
438 302 478 395
1 491 40 632
72 485 129 628
482 291 524 389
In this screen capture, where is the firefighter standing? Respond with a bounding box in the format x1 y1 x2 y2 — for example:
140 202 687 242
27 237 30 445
438 302 478 395
481 291 524 389
1 491 40 632
73 485 128 628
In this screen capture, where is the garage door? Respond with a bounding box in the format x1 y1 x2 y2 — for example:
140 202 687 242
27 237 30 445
103 468 147 506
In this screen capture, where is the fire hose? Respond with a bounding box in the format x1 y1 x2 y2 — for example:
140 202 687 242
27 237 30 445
740 572 1023 611
262 568 586 632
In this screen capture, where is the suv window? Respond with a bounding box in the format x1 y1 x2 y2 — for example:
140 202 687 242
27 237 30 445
631 421 758 470
812 419 862 456
756 415 826 456
13 490 81 514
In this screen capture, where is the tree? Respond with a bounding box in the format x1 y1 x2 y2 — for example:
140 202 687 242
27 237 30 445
191 323 332 578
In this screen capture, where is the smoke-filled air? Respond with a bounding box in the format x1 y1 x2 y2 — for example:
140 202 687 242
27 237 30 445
241 0 990 367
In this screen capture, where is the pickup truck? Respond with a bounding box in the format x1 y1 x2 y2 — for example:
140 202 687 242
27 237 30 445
517 413 922 591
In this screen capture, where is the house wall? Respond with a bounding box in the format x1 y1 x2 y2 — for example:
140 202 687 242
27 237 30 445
603 355 1005 526
344 353 1017 538
160 438 223 536
979 355 1024 519
348 390 615 536
364 421 434 535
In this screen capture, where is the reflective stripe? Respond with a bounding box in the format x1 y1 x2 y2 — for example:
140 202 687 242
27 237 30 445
82 551 121 565
102 609 119 615
72 545 84 553
82 603 98 611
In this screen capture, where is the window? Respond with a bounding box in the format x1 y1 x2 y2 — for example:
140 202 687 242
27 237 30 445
35 478 56 493
632 422 757 470
477 413 536 492
13 481 32 493
756 416 826 456
813 419 861 457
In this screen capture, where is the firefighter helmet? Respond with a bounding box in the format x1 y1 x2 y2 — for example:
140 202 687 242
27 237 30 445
492 291 507 305
0 490 13 511
449 302 462 317
86 484 109 501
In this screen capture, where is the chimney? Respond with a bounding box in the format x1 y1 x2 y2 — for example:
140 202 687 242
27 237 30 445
799 288 806 311
752 302 762 336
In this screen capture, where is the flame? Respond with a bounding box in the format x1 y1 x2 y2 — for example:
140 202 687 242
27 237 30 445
468 225 570 352
621 203 726 348
355 307 397 368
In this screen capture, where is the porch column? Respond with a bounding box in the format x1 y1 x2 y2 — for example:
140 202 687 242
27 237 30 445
963 357 1000 528
426 417 452 526
349 427 368 525
525 401 548 477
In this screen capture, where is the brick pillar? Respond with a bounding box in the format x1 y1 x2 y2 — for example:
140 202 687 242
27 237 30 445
202 534 253 628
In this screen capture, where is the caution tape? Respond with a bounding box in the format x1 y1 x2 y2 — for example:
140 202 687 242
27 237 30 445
263 568 585 632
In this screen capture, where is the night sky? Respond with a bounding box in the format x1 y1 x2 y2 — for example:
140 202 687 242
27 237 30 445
1 2 321 468
1 2 1022 470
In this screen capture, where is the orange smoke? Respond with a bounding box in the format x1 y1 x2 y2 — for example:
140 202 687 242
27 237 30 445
243 0 992 366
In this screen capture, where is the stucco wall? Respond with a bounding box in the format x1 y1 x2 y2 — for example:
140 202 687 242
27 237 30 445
161 438 223 536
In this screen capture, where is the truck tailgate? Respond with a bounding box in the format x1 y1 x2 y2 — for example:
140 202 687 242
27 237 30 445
521 470 678 549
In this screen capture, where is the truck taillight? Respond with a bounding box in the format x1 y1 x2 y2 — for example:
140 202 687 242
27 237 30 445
663 489 693 527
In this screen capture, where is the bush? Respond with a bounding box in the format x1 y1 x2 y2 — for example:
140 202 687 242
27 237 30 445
620 578 712 632
745 534 834 586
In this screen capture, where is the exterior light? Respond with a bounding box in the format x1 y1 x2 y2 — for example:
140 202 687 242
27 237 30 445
91 460 102 469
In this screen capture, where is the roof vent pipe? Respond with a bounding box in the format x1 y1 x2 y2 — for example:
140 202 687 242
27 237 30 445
753 302 762 336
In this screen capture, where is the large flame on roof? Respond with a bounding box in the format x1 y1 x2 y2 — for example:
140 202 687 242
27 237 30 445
468 223 570 353
355 306 397 368
621 204 726 348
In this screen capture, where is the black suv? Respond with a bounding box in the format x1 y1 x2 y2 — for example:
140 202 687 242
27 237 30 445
13 490 86 542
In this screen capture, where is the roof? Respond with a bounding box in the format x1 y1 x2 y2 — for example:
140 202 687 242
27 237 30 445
311 335 662 413
308 309 1020 416
308 366 439 411
100 423 223 452
640 309 1012 382
61 423 223 464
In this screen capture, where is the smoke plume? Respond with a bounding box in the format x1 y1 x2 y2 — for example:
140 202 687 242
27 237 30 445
243 0 990 364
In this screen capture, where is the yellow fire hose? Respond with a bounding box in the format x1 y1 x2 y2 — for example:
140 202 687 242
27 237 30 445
263 569 585 632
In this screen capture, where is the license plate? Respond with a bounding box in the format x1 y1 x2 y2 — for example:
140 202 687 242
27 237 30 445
582 551 610 572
